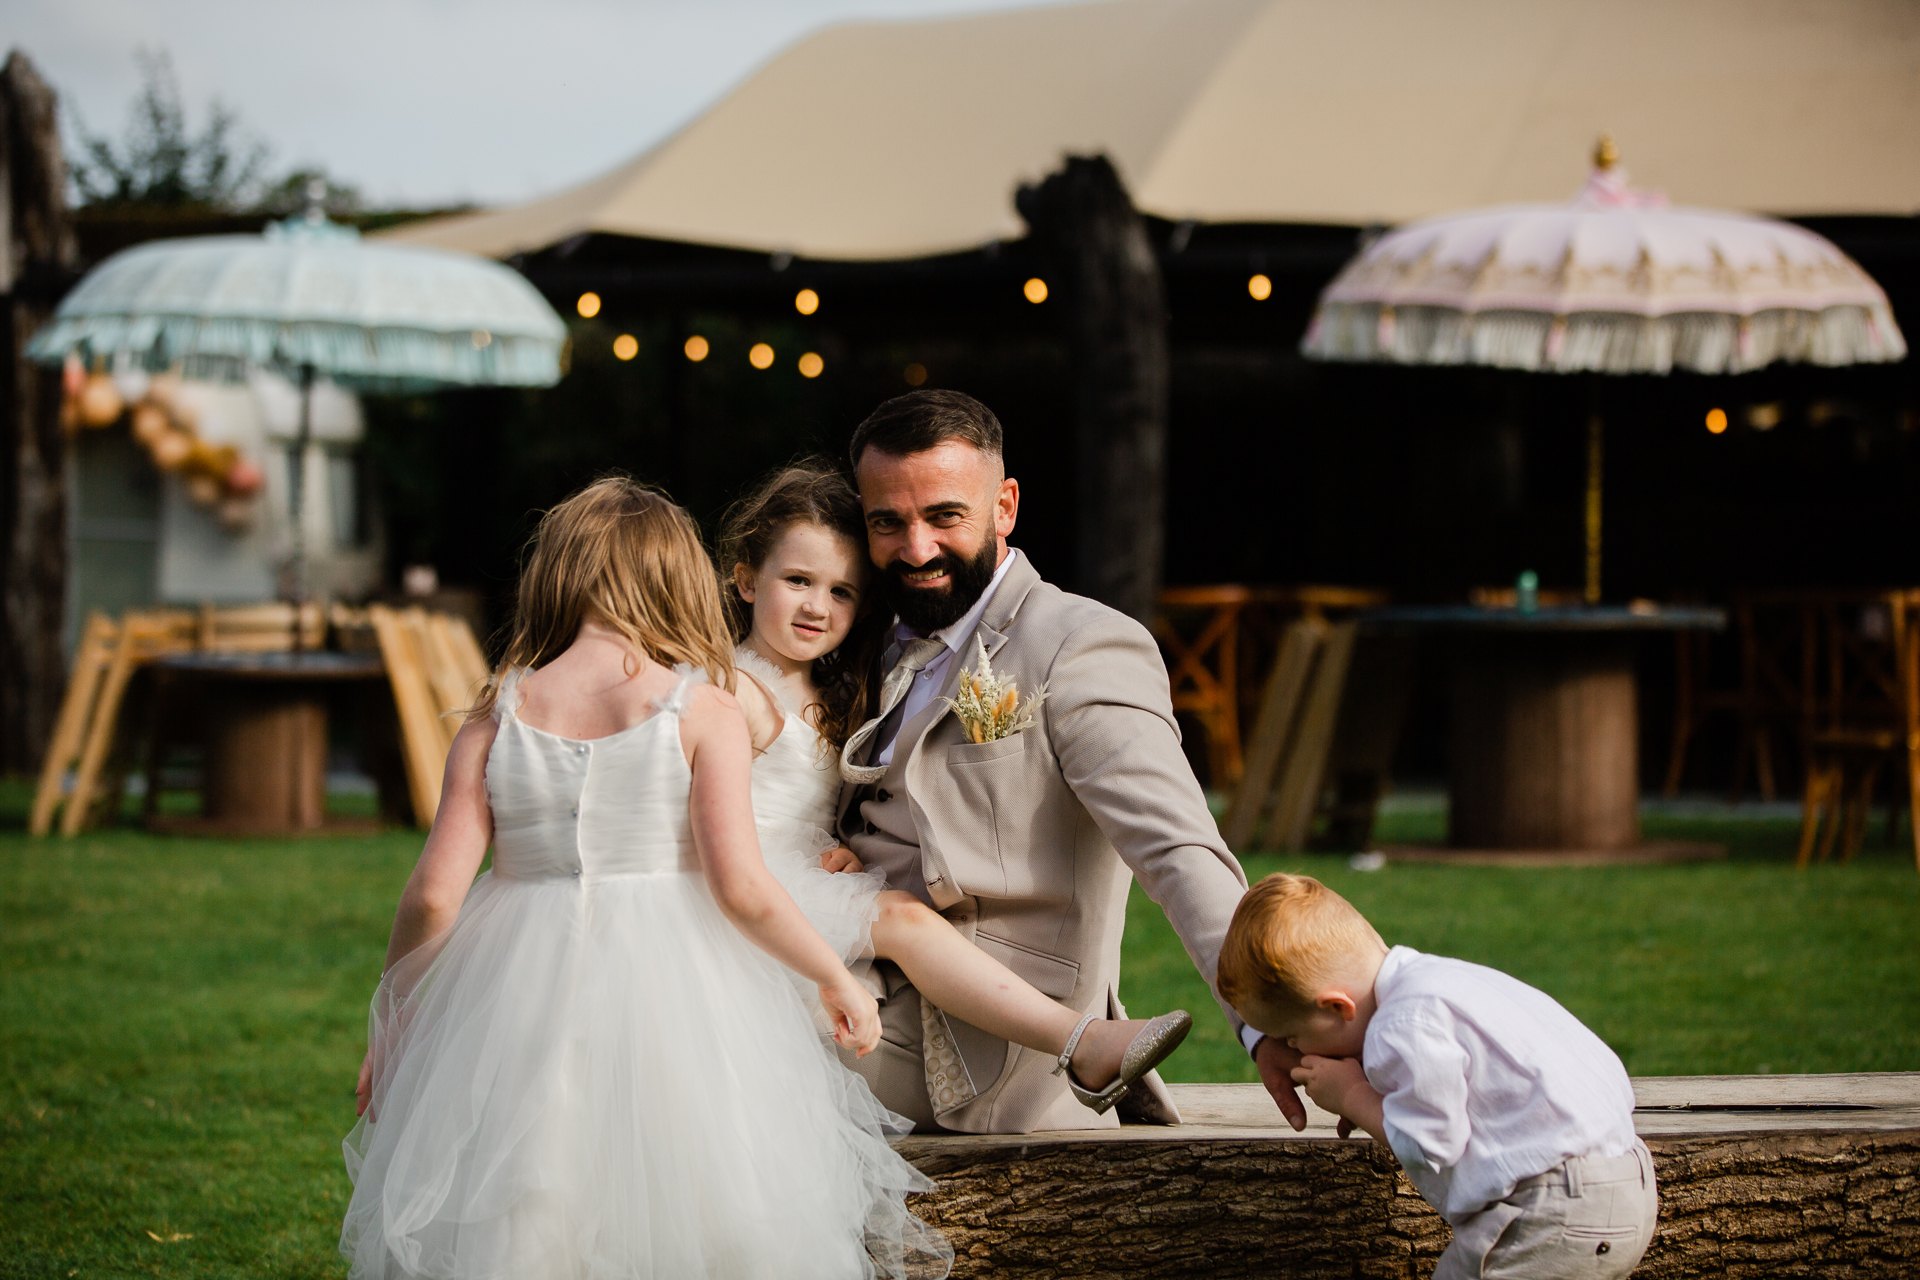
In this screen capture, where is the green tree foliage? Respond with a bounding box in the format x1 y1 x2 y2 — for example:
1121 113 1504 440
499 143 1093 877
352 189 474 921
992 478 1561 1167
68 49 358 214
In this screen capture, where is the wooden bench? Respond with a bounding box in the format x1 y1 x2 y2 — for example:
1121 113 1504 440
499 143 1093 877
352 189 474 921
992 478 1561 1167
897 1074 1920 1278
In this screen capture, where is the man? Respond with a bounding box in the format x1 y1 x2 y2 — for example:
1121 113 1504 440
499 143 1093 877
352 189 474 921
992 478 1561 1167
836 389 1307 1134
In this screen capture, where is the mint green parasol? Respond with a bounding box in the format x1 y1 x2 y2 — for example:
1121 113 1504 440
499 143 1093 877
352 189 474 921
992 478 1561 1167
28 196 568 599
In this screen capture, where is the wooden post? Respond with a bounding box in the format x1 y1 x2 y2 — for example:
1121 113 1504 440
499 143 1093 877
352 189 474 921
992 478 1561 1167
1017 155 1168 625
0 50 79 776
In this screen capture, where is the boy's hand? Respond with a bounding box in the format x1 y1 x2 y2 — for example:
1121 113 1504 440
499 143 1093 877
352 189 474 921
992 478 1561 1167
1253 1036 1309 1131
1291 1054 1385 1140
820 846 865 875
819 975 881 1057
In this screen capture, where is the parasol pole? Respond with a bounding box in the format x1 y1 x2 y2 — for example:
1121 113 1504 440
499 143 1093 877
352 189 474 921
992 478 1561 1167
1584 398 1603 605
287 361 315 636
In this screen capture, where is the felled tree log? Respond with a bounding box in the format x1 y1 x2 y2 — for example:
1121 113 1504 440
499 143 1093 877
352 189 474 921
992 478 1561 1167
898 1077 1920 1279
1016 155 1168 626
0 49 79 775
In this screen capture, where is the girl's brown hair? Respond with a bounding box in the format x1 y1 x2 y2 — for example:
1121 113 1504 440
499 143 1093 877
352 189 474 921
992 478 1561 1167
471 475 735 719
716 460 885 751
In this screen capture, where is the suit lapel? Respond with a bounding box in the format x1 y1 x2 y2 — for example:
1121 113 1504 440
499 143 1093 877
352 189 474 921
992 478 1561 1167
902 553 1038 758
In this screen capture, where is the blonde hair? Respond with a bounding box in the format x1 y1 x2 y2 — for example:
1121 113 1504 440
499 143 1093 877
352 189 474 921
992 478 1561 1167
1216 874 1382 1012
471 475 735 719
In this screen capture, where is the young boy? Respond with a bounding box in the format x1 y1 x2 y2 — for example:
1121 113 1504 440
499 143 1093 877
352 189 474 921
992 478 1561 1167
1217 873 1657 1280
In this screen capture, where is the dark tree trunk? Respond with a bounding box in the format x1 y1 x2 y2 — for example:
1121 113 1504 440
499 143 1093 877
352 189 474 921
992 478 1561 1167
0 50 79 776
1017 155 1168 624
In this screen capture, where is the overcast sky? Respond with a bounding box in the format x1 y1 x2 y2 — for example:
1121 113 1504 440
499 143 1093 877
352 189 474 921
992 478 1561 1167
14 0 1061 209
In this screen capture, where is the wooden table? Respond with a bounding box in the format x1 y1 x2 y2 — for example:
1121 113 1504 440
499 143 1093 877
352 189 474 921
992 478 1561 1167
1362 605 1724 852
150 651 388 833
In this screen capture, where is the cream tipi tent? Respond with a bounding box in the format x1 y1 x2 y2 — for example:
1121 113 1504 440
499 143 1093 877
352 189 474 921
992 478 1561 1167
383 0 1920 261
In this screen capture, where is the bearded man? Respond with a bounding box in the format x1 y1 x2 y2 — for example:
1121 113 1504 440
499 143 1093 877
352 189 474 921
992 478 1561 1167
835 389 1308 1134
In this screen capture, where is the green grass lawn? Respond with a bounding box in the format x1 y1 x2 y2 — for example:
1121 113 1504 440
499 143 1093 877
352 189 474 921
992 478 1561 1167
2 781 1916 1276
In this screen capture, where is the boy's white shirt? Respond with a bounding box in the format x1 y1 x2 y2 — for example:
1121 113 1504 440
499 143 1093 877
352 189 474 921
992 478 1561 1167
1362 946 1639 1221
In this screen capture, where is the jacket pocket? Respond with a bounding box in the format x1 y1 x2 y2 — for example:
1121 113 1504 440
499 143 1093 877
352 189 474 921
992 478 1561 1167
974 930 1079 998
947 733 1031 765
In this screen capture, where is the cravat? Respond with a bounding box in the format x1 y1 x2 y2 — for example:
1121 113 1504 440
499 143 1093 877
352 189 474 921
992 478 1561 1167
839 637 947 785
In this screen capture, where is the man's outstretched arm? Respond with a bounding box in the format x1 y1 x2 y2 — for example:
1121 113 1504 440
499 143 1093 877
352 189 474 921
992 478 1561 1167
1044 608 1307 1126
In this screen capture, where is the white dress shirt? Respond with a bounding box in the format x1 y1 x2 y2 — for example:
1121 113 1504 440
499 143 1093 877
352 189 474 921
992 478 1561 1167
1363 946 1639 1221
876 548 1021 767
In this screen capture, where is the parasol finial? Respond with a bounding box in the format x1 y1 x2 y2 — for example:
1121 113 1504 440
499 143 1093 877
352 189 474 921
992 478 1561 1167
1593 133 1620 171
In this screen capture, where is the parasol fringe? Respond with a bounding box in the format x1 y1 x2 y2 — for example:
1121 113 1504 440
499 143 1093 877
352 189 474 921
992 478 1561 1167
25 313 562 390
1301 301 1907 375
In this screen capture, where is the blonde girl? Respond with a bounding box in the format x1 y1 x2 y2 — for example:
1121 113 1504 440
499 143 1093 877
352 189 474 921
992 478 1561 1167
341 477 947 1280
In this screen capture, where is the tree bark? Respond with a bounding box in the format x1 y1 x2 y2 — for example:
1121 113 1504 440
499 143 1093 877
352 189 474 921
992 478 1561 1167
900 1127 1920 1279
0 50 79 775
1016 155 1167 625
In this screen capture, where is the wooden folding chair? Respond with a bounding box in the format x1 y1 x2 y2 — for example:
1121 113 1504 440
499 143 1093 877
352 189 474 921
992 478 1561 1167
1220 619 1366 853
196 601 325 652
1154 586 1253 787
368 605 494 830
1795 590 1920 869
32 610 196 836
31 612 120 836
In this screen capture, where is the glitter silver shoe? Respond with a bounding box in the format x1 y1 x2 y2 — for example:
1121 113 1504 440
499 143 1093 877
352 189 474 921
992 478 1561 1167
1051 1009 1193 1115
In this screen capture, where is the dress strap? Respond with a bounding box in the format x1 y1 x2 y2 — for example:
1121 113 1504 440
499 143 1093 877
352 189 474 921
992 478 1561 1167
491 668 527 723
651 663 710 717
733 645 803 717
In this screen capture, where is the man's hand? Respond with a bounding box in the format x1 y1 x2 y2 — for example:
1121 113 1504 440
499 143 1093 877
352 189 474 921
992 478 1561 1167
1291 1054 1385 1142
820 846 865 875
355 1050 374 1118
1253 1035 1309 1131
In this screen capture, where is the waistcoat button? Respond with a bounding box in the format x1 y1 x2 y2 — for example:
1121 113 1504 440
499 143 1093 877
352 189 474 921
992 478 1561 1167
877 789 891 802
865 821 878 836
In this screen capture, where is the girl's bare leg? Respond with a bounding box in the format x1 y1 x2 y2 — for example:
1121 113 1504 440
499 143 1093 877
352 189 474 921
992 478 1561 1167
868 890 1162 1090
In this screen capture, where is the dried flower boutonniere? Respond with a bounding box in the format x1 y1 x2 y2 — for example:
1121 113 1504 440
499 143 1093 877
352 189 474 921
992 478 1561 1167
944 637 1047 743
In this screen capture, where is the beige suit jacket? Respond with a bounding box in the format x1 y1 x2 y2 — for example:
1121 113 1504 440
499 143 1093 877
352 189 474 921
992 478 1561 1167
837 552 1249 1133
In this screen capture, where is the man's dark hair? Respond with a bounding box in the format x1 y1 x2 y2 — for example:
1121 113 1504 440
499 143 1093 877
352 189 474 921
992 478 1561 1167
848 390 1004 470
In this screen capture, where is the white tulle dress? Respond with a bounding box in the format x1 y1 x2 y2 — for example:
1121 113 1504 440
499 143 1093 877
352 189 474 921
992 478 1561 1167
340 666 949 1280
735 648 892 990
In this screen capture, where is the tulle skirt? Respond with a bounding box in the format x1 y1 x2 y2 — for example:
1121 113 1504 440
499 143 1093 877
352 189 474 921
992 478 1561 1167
760 819 889 997
341 869 948 1280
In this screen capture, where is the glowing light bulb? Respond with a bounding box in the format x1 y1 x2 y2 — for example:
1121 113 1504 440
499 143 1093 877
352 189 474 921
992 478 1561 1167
684 335 710 362
1023 278 1048 304
576 292 602 318
1706 408 1728 434
612 334 638 361
794 289 820 316
797 351 824 378
1248 274 1272 301
903 363 928 386
749 342 775 369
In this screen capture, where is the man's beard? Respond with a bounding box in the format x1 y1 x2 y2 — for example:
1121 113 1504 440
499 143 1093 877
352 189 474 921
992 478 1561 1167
880 535 1000 633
